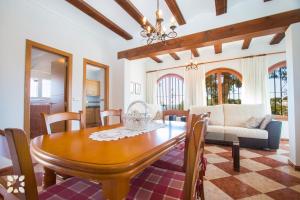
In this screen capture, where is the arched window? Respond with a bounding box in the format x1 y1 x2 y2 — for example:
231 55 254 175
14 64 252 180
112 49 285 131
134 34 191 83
268 61 288 117
206 68 242 105
157 74 184 110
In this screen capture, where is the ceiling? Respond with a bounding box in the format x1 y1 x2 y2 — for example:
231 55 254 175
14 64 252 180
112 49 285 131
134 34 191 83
64 0 300 62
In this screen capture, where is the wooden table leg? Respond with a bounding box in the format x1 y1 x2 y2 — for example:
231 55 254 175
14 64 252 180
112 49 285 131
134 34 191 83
43 167 56 189
232 142 240 172
101 178 130 200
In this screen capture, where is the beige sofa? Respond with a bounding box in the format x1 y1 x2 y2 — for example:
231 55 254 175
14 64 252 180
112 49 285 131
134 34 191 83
190 104 282 149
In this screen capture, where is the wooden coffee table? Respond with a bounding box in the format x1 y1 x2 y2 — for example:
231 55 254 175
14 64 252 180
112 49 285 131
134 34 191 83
205 132 240 172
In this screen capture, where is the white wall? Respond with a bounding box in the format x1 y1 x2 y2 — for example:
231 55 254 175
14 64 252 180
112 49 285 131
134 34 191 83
123 59 147 111
286 23 300 166
0 0 128 131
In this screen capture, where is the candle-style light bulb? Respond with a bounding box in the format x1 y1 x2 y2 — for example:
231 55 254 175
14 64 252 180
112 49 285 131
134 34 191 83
147 26 151 33
171 16 176 26
158 9 163 18
142 17 147 25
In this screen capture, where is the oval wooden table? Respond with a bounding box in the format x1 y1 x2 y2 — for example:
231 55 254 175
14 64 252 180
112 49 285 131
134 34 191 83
31 121 186 200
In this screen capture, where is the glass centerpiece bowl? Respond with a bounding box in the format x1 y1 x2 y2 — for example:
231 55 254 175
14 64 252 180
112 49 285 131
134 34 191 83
124 101 152 131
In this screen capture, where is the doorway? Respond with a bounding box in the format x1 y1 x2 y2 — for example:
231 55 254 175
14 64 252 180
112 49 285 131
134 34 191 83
24 40 72 139
83 59 109 128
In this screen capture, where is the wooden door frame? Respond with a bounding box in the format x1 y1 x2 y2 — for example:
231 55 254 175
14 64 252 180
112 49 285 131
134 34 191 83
24 40 73 139
82 58 109 124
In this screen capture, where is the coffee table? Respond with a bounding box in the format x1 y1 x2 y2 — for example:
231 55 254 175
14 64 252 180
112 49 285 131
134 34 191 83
205 132 240 172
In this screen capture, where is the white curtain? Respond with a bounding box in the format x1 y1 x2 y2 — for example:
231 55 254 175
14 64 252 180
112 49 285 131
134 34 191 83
184 65 207 109
240 56 271 113
146 72 158 104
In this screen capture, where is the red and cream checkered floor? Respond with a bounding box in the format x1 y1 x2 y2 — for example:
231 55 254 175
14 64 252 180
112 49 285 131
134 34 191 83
203 141 300 200
34 141 300 200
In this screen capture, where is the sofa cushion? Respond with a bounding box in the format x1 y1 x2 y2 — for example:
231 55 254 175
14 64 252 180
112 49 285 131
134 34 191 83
190 105 224 126
224 126 268 139
207 125 225 134
223 104 266 127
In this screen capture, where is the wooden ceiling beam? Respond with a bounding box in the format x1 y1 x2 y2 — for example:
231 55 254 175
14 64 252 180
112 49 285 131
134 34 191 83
66 0 132 40
215 0 227 16
150 56 163 63
165 0 186 25
169 53 180 60
118 9 300 60
270 32 285 45
242 38 252 49
115 0 154 29
191 49 200 57
214 43 222 54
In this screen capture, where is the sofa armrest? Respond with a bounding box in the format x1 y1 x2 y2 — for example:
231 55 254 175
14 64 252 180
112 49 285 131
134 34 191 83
265 120 282 149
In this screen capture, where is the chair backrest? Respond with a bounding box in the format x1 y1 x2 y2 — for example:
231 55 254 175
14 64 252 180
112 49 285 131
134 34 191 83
4 129 39 200
183 115 207 200
162 109 190 122
99 109 122 126
41 111 85 134
182 113 209 170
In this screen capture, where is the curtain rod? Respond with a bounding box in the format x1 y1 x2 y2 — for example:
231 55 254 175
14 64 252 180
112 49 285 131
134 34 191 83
146 51 285 73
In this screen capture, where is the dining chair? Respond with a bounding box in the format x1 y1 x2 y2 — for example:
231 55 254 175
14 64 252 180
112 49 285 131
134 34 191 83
0 129 13 177
153 113 208 171
153 113 209 199
162 109 190 122
99 109 122 126
129 114 208 199
41 111 85 134
0 128 101 200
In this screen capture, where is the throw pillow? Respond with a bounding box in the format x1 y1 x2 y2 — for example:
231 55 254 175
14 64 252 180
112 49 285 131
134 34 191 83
245 117 263 129
259 115 272 129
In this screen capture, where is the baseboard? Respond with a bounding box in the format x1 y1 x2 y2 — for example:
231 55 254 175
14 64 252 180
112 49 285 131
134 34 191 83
288 159 300 171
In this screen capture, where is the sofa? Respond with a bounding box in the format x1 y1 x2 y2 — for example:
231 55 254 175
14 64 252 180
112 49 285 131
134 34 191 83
190 104 282 150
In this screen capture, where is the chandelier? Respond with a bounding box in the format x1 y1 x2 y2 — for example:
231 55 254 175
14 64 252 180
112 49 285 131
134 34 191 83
186 52 200 70
140 0 177 44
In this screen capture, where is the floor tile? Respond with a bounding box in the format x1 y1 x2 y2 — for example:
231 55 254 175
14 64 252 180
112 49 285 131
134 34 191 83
205 164 231 180
235 172 286 193
251 157 286 168
211 176 260 199
257 169 300 187
214 162 251 176
276 166 300 178
217 151 245 161
240 150 262 159
206 153 229 164
266 188 300 200
240 159 271 171
204 180 233 200
248 149 276 156
239 194 274 200
266 154 289 164
205 146 228 154
290 184 300 193
204 149 212 154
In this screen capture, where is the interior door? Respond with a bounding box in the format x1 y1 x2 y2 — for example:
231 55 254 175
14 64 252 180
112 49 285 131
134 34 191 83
50 61 67 133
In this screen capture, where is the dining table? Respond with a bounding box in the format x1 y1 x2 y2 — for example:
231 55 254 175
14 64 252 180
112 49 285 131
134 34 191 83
30 121 186 200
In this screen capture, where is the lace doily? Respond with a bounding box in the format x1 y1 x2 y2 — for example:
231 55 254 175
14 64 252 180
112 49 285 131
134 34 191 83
89 123 166 141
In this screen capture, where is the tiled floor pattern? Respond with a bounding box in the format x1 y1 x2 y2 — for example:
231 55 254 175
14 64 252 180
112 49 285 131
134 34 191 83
33 141 300 199
204 141 300 200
